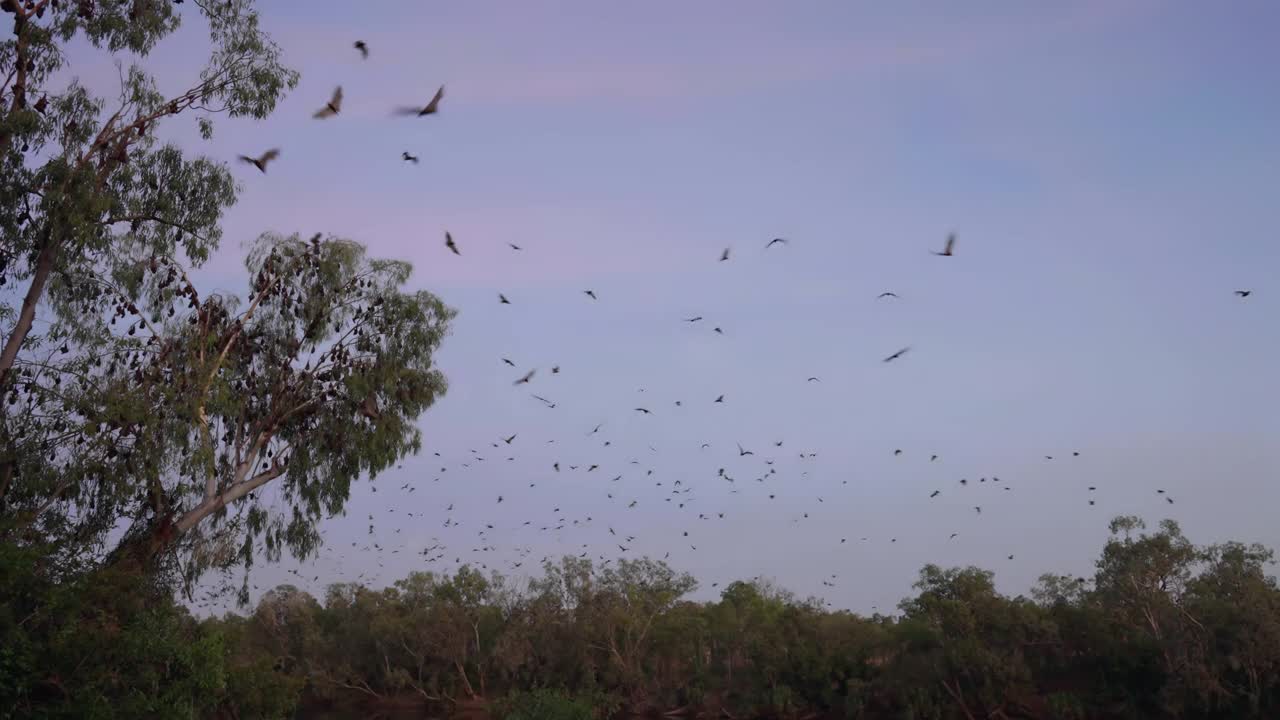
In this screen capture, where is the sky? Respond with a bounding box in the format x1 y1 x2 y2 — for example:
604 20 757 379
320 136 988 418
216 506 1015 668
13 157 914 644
65 1 1280 614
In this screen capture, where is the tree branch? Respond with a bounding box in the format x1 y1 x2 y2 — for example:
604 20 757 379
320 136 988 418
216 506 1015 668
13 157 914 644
194 260 295 500
0 11 259 381
175 461 284 534
314 673 385 700
939 678 977 720
104 213 215 249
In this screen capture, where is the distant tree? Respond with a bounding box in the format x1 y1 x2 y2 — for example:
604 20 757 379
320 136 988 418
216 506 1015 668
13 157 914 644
895 564 1047 720
589 558 697 703
252 583 324 675
1093 517 1199 668
180 540 1280 719
1182 541 1280 714
423 565 503 699
1031 572 1092 608
1071 516 1200 715
310 582 396 701
382 571 452 702
711 580 791 708
524 556 603 691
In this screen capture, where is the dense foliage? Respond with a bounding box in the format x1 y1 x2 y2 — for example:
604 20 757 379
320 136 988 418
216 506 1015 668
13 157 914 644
10 517 1262 719
0 0 453 599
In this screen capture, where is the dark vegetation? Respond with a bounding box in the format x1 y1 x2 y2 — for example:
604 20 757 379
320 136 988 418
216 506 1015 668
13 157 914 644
2 1 1278 719
6 517 1280 718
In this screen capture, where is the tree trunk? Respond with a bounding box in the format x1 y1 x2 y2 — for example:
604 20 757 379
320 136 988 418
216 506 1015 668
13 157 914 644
0 461 12 509
105 511 179 574
473 621 486 697
454 660 476 698
0 236 57 387
725 647 733 689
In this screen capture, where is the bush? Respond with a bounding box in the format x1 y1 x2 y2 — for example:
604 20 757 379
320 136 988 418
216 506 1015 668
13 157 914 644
494 688 609 720
0 544 227 719
217 654 304 720
1047 692 1087 720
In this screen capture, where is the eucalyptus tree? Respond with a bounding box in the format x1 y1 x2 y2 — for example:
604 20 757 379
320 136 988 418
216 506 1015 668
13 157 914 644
590 558 697 702
6 231 453 599
895 564 1046 720
0 2 456 599
1 0 295 539
1183 542 1280 714
1093 516 1201 685
0 0 297 383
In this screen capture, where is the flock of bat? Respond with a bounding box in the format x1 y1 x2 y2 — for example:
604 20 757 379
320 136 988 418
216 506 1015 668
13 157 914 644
200 38 1259 613
237 41 444 174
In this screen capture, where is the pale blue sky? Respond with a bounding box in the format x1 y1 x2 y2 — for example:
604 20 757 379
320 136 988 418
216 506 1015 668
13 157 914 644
71 1 1280 611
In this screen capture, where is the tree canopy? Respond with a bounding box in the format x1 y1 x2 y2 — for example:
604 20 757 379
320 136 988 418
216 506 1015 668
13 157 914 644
0 0 453 599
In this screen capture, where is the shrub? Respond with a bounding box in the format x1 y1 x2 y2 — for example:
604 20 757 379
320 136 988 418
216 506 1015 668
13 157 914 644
494 688 606 720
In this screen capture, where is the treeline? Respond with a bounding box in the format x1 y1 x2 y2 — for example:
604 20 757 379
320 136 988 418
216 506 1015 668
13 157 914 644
5 516 1279 719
